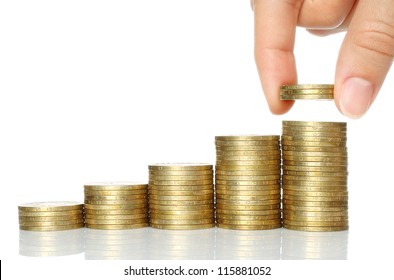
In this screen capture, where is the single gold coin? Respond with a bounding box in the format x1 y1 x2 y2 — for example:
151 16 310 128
284 210 348 217
216 150 280 157
215 164 279 171
280 94 334 100
282 151 347 158
86 223 149 230
282 185 348 192
216 160 281 166
84 199 147 205
282 179 347 187
215 170 280 176
148 169 213 176
281 140 346 147
84 213 148 220
283 190 348 197
85 218 148 225
216 203 280 211
216 145 280 152
215 179 280 186
148 204 214 211
283 224 348 232
283 165 348 172
282 120 346 127
281 145 347 152
217 194 281 201
149 174 213 181
282 130 346 138
283 175 347 182
216 185 279 191
215 135 280 141
19 219 84 226
215 174 281 181
84 189 148 196
215 140 279 146
283 220 348 227
283 194 348 202
148 184 213 191
148 194 213 201
19 224 85 231
217 214 281 221
216 155 281 161
217 219 280 225
149 179 213 186
148 163 213 171
149 189 214 196
216 208 281 215
84 182 148 190
150 218 214 225
18 209 84 217
282 199 348 207
216 189 280 196
282 156 347 164
84 203 148 210
149 214 214 220
18 201 83 212
218 223 281 230
216 199 281 206
148 199 213 206
84 194 148 201
149 209 214 216
283 214 348 222
84 208 148 215
150 223 215 230
283 205 348 212
18 214 83 222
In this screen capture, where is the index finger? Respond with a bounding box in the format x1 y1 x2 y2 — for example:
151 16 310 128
253 0 301 114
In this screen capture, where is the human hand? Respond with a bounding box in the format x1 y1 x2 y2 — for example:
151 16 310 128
252 0 394 118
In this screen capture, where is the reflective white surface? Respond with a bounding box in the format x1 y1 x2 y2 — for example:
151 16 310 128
19 227 348 260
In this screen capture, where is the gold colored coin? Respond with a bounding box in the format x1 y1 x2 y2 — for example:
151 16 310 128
282 151 347 158
148 204 214 211
215 135 280 141
282 120 346 127
150 224 214 230
148 199 213 206
281 145 347 152
283 190 348 197
284 210 348 217
216 208 281 215
216 145 280 151
283 175 347 182
84 203 147 210
218 223 281 230
283 194 347 202
19 219 84 226
283 214 348 222
281 140 346 147
149 179 213 186
282 199 348 207
18 201 83 212
149 174 213 181
84 213 147 220
283 224 348 232
216 199 281 206
149 214 214 220
216 150 280 156
148 184 213 191
86 223 149 230
216 189 280 196
150 218 214 225
283 165 348 172
217 214 281 221
84 182 147 190
148 194 213 201
216 185 279 191
217 194 281 201
85 218 148 225
282 179 347 187
216 160 281 166
18 209 84 217
84 189 148 196
280 94 334 100
216 155 281 161
216 170 281 176
282 156 347 163
19 224 85 231
149 189 214 196
215 179 280 186
84 208 148 215
282 185 347 192
283 220 348 227
216 203 280 211
84 194 148 201
283 205 348 212
217 219 280 225
215 140 279 146
84 199 147 205
215 174 281 181
215 164 279 171
282 130 346 137
148 169 213 176
18 215 83 222
149 209 214 216
148 163 213 171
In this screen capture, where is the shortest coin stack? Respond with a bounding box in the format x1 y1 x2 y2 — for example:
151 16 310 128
18 201 84 231
84 182 149 230
148 163 215 230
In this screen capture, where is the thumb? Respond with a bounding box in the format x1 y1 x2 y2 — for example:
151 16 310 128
335 0 394 119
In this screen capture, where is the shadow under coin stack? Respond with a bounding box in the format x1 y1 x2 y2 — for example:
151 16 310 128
18 201 84 231
148 163 215 230
281 121 348 232
84 182 149 230
215 136 282 230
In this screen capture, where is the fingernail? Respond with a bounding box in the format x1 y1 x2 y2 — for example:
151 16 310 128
339 77 374 119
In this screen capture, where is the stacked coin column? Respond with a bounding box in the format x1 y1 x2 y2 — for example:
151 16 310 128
18 201 84 231
148 164 215 230
215 136 282 230
84 182 149 230
281 121 349 232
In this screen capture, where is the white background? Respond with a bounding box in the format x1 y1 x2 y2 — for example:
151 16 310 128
1 1 393 279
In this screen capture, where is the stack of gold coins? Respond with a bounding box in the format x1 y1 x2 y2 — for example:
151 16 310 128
148 163 215 230
18 201 84 231
215 136 282 230
281 121 348 232
84 182 149 230
280 84 334 100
